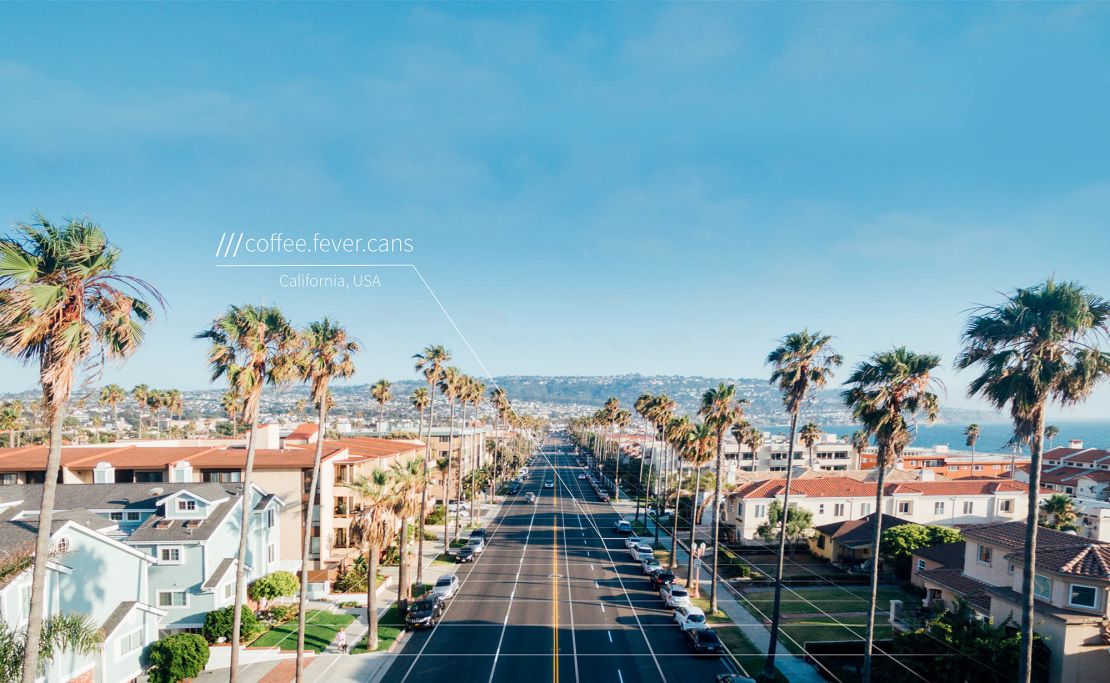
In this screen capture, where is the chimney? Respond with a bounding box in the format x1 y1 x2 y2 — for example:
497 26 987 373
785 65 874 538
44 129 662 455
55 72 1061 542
1069 440 1084 449
256 424 281 450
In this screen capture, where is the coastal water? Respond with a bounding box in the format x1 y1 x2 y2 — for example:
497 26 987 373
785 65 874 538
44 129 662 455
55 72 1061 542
756 420 1110 454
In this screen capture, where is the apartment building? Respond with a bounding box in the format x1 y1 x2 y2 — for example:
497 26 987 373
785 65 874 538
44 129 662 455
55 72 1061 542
0 482 284 634
916 522 1110 683
858 443 1030 479
0 513 164 682
722 476 1043 545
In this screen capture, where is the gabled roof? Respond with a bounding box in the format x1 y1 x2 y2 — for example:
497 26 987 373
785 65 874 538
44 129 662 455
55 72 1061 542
1061 449 1110 466
285 423 319 441
813 513 912 548
961 521 1101 552
1008 543 1110 580
323 437 425 462
729 476 1037 500
917 567 993 607
1043 447 1087 460
100 601 166 638
201 557 241 590
911 541 966 569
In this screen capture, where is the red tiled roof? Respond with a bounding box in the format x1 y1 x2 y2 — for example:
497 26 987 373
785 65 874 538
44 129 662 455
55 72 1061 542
285 423 319 441
729 476 1036 500
1016 544 1110 580
185 446 339 469
323 438 425 462
0 444 340 472
1044 447 1086 460
1061 449 1110 465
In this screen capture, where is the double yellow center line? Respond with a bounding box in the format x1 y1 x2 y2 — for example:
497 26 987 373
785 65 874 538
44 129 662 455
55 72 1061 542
552 453 560 683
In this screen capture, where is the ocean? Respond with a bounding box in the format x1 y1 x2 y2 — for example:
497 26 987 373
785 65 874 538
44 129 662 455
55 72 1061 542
755 420 1110 454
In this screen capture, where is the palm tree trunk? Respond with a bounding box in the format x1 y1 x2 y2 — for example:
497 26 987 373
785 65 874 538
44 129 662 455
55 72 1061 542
295 401 329 682
861 451 888 683
137 404 143 439
763 411 799 680
613 434 621 503
19 406 64 683
397 518 410 612
1017 408 1048 683
447 400 457 543
378 404 385 436
687 465 703 598
367 545 379 650
112 403 119 442
653 430 663 547
669 443 681 569
228 413 261 683
710 427 725 614
416 405 429 586
455 410 465 539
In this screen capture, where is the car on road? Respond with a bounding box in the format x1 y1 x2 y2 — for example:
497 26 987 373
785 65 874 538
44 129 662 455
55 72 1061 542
544 480 554 488
613 520 633 535
598 492 610 502
466 538 484 554
405 594 445 629
469 528 487 542
640 557 662 575
629 543 654 562
649 569 676 589
577 473 587 480
456 546 476 563
446 501 469 512
716 675 756 683
433 574 459 599
660 584 690 608
674 605 708 632
687 628 723 654
623 535 642 549
526 492 536 503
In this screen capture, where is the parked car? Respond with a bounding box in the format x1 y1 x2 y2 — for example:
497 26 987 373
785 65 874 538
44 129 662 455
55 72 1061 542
405 594 445 629
466 538 484 554
526 492 537 503
629 543 654 562
598 492 610 502
640 557 662 575
660 584 690 608
434 574 459 599
674 605 708 632
613 520 633 535
716 675 756 683
624 535 642 549
447 501 469 512
649 569 676 589
687 628 723 654
456 546 476 563
577 473 587 480
470 528 487 542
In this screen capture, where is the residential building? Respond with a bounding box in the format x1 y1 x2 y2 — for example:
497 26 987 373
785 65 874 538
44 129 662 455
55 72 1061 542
809 513 911 565
722 476 1044 545
0 482 284 634
0 513 164 682
908 540 965 589
917 522 1110 683
858 443 1030 479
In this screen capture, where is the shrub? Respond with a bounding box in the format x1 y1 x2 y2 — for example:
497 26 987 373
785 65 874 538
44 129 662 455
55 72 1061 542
257 604 298 626
424 505 446 526
248 571 299 604
338 600 361 608
202 606 264 643
147 633 210 683
334 556 369 593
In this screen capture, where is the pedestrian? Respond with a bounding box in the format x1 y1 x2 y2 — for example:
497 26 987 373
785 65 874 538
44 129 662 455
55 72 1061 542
336 627 348 654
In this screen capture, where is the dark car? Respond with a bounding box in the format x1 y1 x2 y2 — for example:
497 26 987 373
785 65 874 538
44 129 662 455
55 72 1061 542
687 628 723 654
650 569 676 589
406 594 445 629
470 528 487 542
456 546 476 563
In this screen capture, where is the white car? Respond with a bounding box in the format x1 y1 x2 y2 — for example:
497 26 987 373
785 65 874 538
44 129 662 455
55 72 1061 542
433 574 459 600
674 605 708 631
577 473 587 480
660 584 690 608
640 557 662 575
466 538 484 554
446 501 469 512
544 480 555 489
629 543 654 562
624 535 642 549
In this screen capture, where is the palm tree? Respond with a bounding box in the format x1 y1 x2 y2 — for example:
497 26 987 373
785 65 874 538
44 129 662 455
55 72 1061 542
222 389 244 436
851 430 871 467
0 216 161 682
467 378 486 527
410 386 432 583
683 422 716 599
957 279 1110 683
698 383 746 613
646 395 676 545
414 345 451 554
146 390 166 436
437 368 465 543
843 346 941 683
633 394 655 523
964 423 981 463
665 416 694 569
371 379 392 435
1045 424 1060 450
346 470 396 652
1039 494 1078 531
294 318 358 682
390 459 424 610
763 330 842 680
612 408 632 501
799 422 822 469
98 385 126 441
0 611 104 680
131 384 150 438
196 304 299 681
455 375 474 535
0 401 23 448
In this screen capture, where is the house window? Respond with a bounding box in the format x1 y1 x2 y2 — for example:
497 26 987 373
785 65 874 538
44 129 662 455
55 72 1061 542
266 509 275 528
223 582 234 600
1000 499 1014 513
834 504 845 516
973 465 983 471
1033 575 1052 600
1008 563 1014 574
818 504 825 515
334 527 348 548
177 499 197 512
754 504 767 517
963 501 974 515
897 501 912 514
109 512 124 521
0 473 16 486
976 544 992 565
157 590 187 608
816 536 826 549
118 628 143 657
916 559 926 571
267 543 275 563
159 547 182 564
948 465 958 471
55 537 70 554
1069 584 1098 609
126 512 141 522
859 503 872 515
934 502 945 515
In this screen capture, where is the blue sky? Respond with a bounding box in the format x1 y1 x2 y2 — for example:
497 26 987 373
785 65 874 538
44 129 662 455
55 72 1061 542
2 3 1110 417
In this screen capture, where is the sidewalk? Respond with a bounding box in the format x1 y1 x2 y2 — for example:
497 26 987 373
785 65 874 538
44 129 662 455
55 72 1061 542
611 494 825 683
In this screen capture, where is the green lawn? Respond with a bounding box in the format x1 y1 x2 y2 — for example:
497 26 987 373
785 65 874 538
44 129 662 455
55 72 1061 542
250 610 356 652
689 596 787 683
741 586 918 617
779 621 894 655
352 605 404 653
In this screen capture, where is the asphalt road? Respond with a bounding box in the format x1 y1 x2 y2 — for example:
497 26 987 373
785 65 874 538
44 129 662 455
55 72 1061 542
381 433 734 683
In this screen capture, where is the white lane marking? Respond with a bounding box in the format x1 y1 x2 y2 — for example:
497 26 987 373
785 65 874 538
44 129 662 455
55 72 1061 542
595 580 600 588
618 669 624 683
607 630 613 643
558 452 581 683
600 603 605 613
